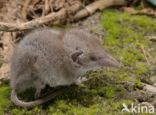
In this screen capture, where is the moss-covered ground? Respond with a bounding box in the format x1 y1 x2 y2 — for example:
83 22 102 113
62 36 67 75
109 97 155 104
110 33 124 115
0 9 156 114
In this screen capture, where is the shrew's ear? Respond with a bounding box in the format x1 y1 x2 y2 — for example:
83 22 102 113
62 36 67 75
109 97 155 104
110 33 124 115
71 50 83 62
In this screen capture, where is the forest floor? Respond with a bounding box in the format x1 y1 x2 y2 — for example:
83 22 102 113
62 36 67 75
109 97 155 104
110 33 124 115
0 9 156 114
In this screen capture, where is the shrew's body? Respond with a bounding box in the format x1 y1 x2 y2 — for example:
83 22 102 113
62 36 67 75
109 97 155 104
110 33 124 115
10 28 120 108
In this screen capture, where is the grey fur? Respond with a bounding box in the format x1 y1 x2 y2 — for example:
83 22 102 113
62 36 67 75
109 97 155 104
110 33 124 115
10 28 121 108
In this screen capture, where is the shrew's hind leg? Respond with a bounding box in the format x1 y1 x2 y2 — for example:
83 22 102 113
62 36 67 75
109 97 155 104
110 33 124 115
34 79 46 98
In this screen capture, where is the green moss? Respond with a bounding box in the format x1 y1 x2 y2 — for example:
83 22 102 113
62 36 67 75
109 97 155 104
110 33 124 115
0 84 11 115
101 9 156 83
47 99 134 115
97 86 117 98
134 79 144 89
135 62 150 75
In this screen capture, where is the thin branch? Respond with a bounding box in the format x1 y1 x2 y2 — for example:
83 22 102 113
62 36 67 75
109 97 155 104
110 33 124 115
0 8 66 31
140 45 151 65
74 0 127 20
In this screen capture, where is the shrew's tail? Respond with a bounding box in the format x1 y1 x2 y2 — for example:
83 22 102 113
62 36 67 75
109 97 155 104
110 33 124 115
11 88 67 108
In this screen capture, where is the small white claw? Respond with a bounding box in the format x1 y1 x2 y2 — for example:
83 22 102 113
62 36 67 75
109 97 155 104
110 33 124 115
75 77 88 85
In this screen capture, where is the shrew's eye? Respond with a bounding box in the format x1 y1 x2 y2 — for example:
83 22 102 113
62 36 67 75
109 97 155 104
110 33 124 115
76 46 80 50
90 55 97 61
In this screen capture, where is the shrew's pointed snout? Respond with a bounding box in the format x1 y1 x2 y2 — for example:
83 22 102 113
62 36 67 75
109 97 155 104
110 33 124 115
98 53 121 68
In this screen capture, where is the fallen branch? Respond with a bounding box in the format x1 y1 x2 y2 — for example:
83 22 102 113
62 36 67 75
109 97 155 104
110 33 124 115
0 8 66 32
74 0 127 20
123 7 156 17
144 83 156 94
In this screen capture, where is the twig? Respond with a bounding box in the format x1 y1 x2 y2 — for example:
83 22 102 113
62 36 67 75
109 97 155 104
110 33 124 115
74 0 126 20
146 49 154 64
49 0 55 12
42 0 50 16
54 0 65 11
140 44 154 64
140 45 151 65
123 7 156 17
22 0 31 19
